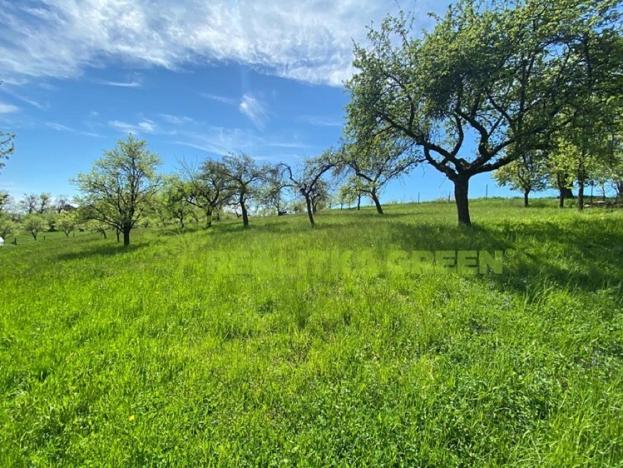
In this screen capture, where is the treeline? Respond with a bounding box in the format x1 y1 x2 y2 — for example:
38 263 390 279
0 0 622 244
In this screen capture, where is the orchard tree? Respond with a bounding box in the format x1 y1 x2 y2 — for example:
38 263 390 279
222 154 267 228
57 211 78 237
347 0 622 225
159 176 192 230
280 152 335 226
494 151 548 207
185 160 230 228
23 214 46 240
339 137 420 214
75 135 160 246
0 191 11 214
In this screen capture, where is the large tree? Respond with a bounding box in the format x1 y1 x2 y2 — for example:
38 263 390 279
347 0 621 225
75 135 160 246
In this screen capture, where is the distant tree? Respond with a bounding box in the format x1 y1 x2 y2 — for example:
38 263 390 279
0 191 11 214
280 152 335 226
222 154 267 228
347 0 621 225
494 151 548 207
0 216 16 239
159 175 192 230
57 211 78 237
23 214 46 240
185 160 231 228
259 166 288 215
339 137 419 214
336 178 360 210
20 194 38 214
75 135 160 246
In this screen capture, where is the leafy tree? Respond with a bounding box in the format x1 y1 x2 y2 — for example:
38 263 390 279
185 160 231 228
57 211 78 237
75 135 160 246
222 154 267 228
0 191 11 214
347 0 621 225
0 216 16 239
279 152 335 227
259 166 288 216
494 151 548 206
339 137 419 214
159 176 192 230
23 214 46 240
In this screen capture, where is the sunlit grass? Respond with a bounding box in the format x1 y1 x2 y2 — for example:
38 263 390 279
1 199 622 465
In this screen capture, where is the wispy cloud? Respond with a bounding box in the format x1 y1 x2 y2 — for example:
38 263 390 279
239 94 267 128
45 121 101 137
0 102 18 113
298 115 343 127
159 113 196 125
108 119 156 134
96 79 142 88
0 1 445 86
200 93 237 105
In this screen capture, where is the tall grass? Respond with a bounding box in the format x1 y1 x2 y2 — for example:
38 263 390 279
1 199 622 465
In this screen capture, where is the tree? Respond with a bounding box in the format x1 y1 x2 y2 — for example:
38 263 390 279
75 135 160 246
280 152 335 227
0 191 11 214
494 151 548 206
336 178 361 210
23 214 46 240
339 137 420 214
57 211 78 237
347 0 621 225
159 176 192 230
0 216 16 239
259 167 288 216
222 154 267 228
184 160 230 228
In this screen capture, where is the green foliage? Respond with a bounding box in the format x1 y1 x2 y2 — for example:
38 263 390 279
75 135 160 245
56 211 78 237
21 214 47 240
494 151 548 201
1 200 622 465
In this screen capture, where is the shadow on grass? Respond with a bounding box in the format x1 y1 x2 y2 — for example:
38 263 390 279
55 242 148 261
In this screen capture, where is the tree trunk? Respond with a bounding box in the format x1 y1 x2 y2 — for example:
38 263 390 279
453 176 471 226
31 231 37 240
206 208 213 228
357 194 361 211
523 189 530 207
578 178 585 211
241 201 249 227
370 191 384 214
123 227 131 247
115 229 120 243
305 195 315 227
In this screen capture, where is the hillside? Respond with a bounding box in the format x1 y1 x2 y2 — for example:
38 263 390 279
1 199 622 465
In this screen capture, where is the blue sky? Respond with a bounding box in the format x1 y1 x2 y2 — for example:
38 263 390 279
0 0 523 205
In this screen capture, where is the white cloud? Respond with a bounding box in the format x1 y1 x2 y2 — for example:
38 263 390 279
200 93 238 105
239 94 267 128
0 102 18 113
108 119 156 134
0 1 445 86
45 121 101 137
96 80 141 88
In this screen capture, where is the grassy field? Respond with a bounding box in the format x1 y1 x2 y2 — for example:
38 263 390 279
1 198 622 466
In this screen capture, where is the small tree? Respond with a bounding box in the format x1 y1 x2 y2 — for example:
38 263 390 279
339 137 420 214
185 160 231 228
280 152 335 227
57 211 78 237
222 154 267 228
0 215 16 239
75 135 160 246
494 151 548 207
23 214 46 240
159 176 192 230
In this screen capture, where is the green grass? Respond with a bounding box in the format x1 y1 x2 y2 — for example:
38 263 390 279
1 199 622 466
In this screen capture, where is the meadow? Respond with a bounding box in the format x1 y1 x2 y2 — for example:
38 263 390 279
1 198 622 466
